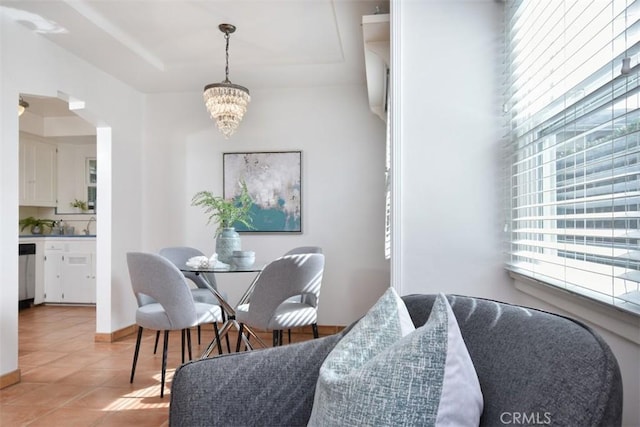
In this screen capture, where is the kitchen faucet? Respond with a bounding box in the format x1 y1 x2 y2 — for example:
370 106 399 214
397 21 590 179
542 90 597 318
84 216 96 235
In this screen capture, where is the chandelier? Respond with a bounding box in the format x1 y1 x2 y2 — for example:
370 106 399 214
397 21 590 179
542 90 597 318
18 96 29 116
203 24 250 139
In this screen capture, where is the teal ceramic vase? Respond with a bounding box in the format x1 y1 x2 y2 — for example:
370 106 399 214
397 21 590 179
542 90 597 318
216 227 241 264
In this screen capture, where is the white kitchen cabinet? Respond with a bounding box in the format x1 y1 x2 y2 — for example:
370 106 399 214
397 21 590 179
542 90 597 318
19 134 57 207
57 142 96 213
44 245 64 303
63 251 95 303
43 238 96 304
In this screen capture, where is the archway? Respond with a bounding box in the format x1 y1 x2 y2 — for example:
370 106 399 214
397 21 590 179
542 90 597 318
17 91 111 355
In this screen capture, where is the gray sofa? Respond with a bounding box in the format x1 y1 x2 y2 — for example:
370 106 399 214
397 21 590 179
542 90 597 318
169 294 623 426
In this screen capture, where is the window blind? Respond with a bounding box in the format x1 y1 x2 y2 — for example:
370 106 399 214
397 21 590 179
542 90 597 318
504 0 640 314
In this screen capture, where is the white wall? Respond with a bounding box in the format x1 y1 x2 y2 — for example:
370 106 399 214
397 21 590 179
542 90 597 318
394 1 639 425
1 16 144 379
143 87 390 325
395 1 513 300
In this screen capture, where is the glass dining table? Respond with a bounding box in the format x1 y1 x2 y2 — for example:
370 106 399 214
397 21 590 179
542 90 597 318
180 262 266 358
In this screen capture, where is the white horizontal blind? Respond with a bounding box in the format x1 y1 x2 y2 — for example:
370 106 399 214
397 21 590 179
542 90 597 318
504 0 640 314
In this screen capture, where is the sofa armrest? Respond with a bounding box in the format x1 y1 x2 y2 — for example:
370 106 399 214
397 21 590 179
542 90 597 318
170 332 345 427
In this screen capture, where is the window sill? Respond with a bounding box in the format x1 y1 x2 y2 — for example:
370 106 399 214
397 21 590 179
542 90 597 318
510 272 640 345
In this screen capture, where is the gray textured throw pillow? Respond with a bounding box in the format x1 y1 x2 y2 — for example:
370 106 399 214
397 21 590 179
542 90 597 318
308 290 483 427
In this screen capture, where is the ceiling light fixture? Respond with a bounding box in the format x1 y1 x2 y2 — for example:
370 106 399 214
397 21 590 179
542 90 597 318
18 96 29 116
203 23 250 139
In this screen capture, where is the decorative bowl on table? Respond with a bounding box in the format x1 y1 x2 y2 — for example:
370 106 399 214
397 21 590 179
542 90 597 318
186 254 217 268
232 250 255 268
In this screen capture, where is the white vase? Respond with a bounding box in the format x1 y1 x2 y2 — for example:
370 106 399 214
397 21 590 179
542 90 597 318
216 227 241 264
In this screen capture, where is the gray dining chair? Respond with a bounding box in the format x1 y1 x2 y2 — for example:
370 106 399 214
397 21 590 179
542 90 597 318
127 252 223 397
159 246 229 348
281 246 323 343
235 252 325 348
158 246 226 304
285 246 323 256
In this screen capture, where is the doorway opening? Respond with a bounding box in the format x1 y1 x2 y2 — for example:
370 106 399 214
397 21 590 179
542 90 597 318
17 91 110 356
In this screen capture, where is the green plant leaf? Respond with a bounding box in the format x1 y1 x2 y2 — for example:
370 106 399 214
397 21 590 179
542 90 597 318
191 180 255 235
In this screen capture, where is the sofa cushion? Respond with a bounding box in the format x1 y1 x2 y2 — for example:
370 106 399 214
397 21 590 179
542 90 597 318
308 289 483 426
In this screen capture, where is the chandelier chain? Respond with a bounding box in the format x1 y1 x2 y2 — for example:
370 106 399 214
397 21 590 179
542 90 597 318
224 32 230 82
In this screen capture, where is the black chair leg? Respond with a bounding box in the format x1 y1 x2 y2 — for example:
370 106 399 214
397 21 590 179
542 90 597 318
272 330 279 347
153 330 160 354
160 330 169 398
288 329 291 343
236 323 245 352
186 328 193 361
197 325 201 345
181 329 186 364
213 323 223 355
130 326 143 383
222 312 231 353
312 323 319 339
279 330 284 346
224 330 231 353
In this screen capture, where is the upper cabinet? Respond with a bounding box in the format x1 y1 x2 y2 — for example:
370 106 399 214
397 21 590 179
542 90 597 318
56 142 97 213
19 94 97 212
362 13 390 122
19 134 57 207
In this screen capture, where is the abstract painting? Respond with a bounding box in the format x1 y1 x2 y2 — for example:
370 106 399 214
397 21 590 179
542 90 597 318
223 151 302 232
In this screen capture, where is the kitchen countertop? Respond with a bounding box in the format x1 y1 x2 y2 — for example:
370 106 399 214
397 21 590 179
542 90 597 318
19 234 96 238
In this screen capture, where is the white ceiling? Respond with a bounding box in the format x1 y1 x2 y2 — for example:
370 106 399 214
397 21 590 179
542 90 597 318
3 0 389 96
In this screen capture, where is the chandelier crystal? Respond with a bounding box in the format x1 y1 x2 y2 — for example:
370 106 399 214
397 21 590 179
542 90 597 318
203 24 250 139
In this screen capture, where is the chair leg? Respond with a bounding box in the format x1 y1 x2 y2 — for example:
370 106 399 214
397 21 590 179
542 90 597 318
224 330 231 353
288 329 291 343
186 328 193 361
222 312 231 353
272 330 279 347
181 329 186 364
160 330 169 398
236 323 245 353
130 326 143 383
212 323 223 355
153 330 160 354
312 323 319 339
279 330 284 346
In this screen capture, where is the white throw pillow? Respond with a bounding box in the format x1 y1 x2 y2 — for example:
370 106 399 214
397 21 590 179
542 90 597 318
308 290 483 427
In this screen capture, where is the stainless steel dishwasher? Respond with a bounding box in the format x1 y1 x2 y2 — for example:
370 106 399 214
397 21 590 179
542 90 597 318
19 243 36 309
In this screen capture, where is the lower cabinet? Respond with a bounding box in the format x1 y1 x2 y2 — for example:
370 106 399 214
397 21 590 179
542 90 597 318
43 239 96 304
43 248 63 303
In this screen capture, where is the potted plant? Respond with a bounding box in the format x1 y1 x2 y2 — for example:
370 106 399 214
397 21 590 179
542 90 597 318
70 198 89 212
191 181 255 263
191 181 254 234
19 216 56 234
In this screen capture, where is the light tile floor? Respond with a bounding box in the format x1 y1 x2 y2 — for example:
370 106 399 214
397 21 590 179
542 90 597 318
1 305 317 426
